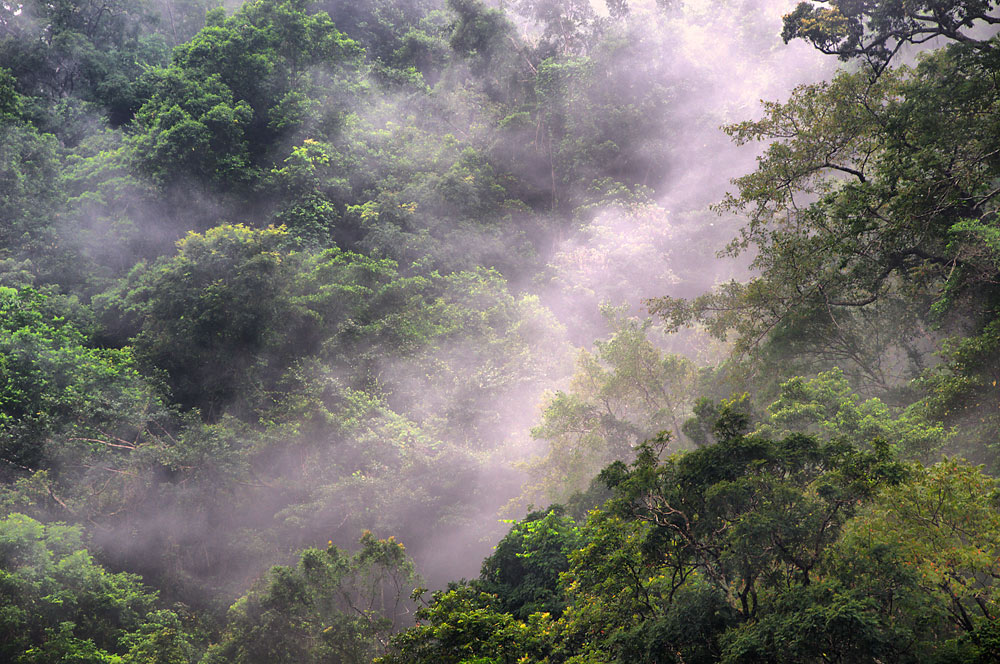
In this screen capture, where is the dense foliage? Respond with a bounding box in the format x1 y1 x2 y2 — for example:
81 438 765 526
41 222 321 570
2 0 1000 661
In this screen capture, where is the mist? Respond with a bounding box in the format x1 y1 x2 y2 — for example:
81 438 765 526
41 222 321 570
331 0 840 582
5 0 959 659
10 0 833 581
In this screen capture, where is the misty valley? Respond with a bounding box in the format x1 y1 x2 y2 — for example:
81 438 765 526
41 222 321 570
2 0 1000 662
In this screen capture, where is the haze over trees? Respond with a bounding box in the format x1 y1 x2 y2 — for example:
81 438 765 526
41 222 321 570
1 0 1000 662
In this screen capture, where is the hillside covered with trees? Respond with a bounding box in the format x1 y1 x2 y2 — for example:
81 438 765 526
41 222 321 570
2 0 1000 661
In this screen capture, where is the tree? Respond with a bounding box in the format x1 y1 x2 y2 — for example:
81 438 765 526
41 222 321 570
378 584 556 664
917 318 1000 468
650 38 1000 398
478 506 581 619
759 368 950 461
204 532 419 664
782 0 1000 73
0 0 168 127
522 311 697 505
96 224 419 419
600 415 906 619
310 0 446 78
509 0 600 58
842 460 1000 640
128 69 255 188
447 0 515 75
0 287 155 473
0 122 63 274
129 0 362 189
0 513 195 664
723 459 1000 662
96 225 306 418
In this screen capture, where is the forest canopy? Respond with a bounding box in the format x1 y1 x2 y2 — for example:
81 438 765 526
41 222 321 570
1 0 999 662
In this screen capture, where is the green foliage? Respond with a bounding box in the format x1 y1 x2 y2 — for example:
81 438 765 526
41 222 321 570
265 138 353 246
129 69 255 188
522 311 696 504
0 513 194 664
129 0 363 189
831 460 1000 655
479 507 581 619
447 0 513 70
720 458 1000 662
3 0 1000 661
600 428 907 617
96 224 308 416
528 29 675 211
0 68 18 119
312 0 447 76
0 0 169 131
378 583 556 664
263 375 490 560
98 223 569 432
79 220 569 602
783 0 1000 72
650 38 1000 399
760 368 950 461
120 610 200 664
917 319 1000 467
204 531 418 664
0 120 63 272
0 287 154 472
59 129 165 279
390 409 965 664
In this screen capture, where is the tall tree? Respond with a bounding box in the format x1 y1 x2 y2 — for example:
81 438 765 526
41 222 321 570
783 0 1000 73
650 37 1000 399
